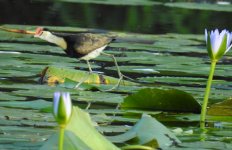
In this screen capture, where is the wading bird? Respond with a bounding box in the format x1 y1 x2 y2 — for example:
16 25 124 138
34 27 127 90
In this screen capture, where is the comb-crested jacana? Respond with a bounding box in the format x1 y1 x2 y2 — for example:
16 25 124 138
34 27 127 90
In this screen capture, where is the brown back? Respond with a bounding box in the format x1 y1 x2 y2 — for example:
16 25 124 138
72 33 113 55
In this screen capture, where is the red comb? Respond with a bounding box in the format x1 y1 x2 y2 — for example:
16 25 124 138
35 27 44 35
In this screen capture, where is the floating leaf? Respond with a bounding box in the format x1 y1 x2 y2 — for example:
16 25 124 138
40 66 137 86
60 78 100 91
139 76 206 86
121 88 201 113
107 114 181 149
0 107 54 124
57 0 161 6
0 92 26 101
1 24 232 149
177 141 232 149
0 99 51 110
208 98 232 116
165 2 232 12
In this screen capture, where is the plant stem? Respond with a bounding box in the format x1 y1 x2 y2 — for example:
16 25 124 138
59 126 65 150
200 60 217 129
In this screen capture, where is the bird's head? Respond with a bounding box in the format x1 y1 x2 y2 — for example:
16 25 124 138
34 27 51 39
34 27 67 49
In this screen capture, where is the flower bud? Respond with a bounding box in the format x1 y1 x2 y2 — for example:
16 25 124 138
205 29 232 61
53 92 72 126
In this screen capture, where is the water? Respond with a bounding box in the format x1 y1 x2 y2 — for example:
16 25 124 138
0 0 232 34
0 1 232 149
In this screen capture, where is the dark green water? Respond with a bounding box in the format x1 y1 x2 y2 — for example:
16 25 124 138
0 0 232 34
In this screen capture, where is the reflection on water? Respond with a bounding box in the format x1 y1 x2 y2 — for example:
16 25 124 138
0 0 232 34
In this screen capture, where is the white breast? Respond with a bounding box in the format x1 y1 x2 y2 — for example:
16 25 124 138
80 45 107 60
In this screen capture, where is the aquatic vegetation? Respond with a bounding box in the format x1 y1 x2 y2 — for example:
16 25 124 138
53 92 72 126
200 29 232 128
1 25 232 149
53 92 72 150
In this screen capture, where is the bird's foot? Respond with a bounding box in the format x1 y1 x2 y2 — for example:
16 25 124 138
101 72 136 91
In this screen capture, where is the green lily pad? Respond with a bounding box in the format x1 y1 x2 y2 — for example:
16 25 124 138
41 66 137 86
165 2 232 12
0 107 54 123
0 92 26 101
108 114 181 149
176 141 232 150
60 78 100 90
208 98 232 116
0 99 51 110
58 0 161 6
121 88 201 113
139 76 206 86
1 23 232 150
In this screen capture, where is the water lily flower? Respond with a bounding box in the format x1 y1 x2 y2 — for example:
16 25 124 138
201 29 232 129
205 29 232 61
53 92 72 126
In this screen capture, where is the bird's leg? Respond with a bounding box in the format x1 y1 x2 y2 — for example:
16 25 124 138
74 60 93 89
86 60 93 73
85 102 92 110
74 73 90 89
101 52 121 76
101 52 132 90
112 103 121 117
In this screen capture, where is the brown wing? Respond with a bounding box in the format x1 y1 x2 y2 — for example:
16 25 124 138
73 33 113 55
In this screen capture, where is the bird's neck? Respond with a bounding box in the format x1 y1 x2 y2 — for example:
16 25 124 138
40 32 67 49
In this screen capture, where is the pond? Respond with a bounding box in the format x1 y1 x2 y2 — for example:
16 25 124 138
0 0 232 150
1 0 232 34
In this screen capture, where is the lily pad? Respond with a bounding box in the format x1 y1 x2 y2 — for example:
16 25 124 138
58 0 161 6
0 99 51 110
41 66 137 86
139 76 206 86
107 114 181 149
121 88 201 113
1 23 232 150
165 2 232 12
208 98 232 116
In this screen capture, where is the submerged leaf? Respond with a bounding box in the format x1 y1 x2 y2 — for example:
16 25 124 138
121 88 201 113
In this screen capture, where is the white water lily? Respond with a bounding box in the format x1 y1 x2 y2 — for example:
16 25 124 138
53 92 72 126
205 29 232 60
201 29 232 129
